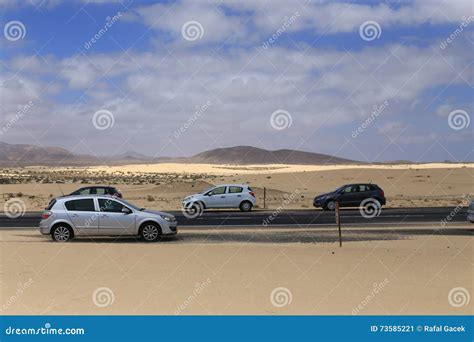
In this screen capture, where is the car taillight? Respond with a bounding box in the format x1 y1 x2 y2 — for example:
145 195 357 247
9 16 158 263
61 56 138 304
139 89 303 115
249 191 256 198
41 211 52 219
379 190 384 197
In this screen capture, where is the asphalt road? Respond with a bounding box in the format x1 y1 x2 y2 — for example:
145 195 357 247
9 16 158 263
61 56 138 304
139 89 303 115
0 207 469 229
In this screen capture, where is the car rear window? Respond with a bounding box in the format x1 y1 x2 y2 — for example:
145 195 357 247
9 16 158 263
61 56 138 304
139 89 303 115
229 186 243 193
65 199 95 212
247 187 253 192
46 199 56 210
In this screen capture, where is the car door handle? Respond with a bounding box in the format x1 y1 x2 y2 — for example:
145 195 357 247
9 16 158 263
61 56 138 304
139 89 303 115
220 196 226 198
71 214 79 217
100 214 108 217
237 195 242 197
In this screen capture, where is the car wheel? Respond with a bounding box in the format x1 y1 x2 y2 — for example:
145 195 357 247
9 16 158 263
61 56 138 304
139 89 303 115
325 200 336 211
52 224 73 242
140 223 161 242
239 201 252 212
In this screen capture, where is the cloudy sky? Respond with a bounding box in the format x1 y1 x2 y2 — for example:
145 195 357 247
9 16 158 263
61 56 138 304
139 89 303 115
0 0 473 162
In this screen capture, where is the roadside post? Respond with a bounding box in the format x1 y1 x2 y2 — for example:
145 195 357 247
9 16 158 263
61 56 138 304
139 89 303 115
335 202 342 247
263 187 266 209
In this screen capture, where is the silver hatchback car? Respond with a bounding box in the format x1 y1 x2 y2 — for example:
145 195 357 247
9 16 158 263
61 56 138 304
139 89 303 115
40 195 177 242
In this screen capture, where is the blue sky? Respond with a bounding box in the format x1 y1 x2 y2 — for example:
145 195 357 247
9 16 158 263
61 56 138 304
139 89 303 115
0 0 473 162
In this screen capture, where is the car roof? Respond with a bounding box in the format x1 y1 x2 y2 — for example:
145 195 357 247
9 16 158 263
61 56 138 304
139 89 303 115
213 184 250 187
57 194 118 201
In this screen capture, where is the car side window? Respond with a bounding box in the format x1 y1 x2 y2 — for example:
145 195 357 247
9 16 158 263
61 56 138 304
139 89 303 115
95 188 106 195
228 186 243 193
78 188 90 195
209 186 226 195
98 199 127 213
65 199 95 211
359 185 368 192
343 187 352 193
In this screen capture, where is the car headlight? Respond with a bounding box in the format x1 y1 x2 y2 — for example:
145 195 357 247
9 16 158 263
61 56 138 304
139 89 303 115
160 215 175 222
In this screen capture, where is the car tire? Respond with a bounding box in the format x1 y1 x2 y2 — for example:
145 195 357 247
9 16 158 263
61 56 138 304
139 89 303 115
325 200 336 211
239 201 253 212
139 222 161 242
51 224 73 242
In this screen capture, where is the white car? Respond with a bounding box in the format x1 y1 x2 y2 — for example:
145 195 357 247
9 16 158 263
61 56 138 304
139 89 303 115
182 184 256 214
468 200 474 223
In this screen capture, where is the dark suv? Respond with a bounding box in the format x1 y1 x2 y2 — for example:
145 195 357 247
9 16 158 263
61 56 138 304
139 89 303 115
68 186 122 198
313 184 386 210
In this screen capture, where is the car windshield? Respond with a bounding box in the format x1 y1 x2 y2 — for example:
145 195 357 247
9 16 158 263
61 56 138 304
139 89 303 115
201 186 214 194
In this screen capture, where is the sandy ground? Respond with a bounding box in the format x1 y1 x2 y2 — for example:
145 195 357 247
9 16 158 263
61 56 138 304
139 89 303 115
1 227 472 315
1 163 473 211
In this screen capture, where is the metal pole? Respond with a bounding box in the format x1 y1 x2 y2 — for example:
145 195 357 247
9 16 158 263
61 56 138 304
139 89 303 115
336 201 342 247
263 187 266 209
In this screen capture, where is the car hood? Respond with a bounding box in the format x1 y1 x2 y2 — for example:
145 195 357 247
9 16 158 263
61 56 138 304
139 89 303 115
139 209 174 218
183 194 201 201
315 191 334 198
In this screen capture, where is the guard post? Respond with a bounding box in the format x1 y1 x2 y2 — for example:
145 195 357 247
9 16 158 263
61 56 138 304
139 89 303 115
335 201 342 247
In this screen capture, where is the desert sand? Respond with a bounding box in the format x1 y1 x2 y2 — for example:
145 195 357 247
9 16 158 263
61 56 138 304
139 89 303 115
1 226 472 315
1 163 473 211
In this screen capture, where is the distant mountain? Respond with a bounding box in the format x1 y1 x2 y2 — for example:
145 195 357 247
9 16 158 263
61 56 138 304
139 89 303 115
0 142 358 166
187 146 358 165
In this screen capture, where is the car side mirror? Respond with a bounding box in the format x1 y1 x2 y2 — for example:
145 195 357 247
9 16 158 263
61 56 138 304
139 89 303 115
122 207 131 214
